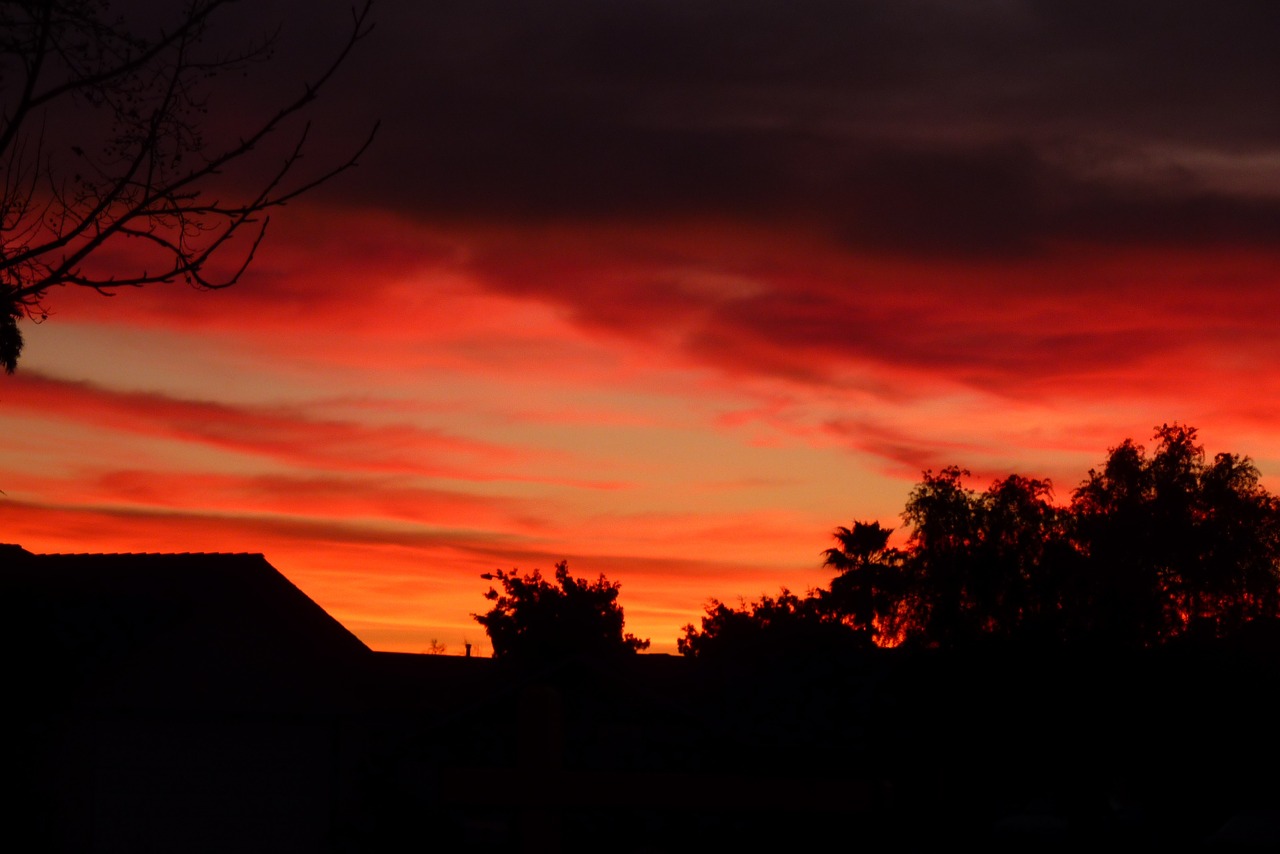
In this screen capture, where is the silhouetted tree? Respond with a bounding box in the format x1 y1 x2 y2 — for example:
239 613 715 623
1 0 376 372
820 520 912 643
972 474 1067 640
474 561 649 663
1072 424 1280 645
682 425 1280 659
1195 450 1280 634
899 466 983 646
890 469 1074 646
677 587 871 660
891 424 1280 649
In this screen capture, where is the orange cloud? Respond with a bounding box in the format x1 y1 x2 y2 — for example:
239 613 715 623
1 370 593 483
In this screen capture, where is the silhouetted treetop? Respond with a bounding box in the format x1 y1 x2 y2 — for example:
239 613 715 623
1072 423 1280 645
820 519 909 644
474 560 649 663
677 587 873 662
682 424 1280 657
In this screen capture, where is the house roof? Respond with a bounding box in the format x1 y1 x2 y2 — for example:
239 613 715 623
1 545 369 712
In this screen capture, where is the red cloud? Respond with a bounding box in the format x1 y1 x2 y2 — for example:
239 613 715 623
3 371 523 477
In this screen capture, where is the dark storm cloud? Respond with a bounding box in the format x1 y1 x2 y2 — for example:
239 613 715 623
292 0 1280 254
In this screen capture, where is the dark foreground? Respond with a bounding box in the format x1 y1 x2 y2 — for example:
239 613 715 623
6 546 1280 851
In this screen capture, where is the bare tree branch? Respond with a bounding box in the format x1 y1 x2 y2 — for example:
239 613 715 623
0 0 377 372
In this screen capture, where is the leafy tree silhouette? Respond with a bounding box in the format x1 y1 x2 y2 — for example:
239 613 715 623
474 561 649 663
903 470 1072 646
1072 423 1280 645
677 587 871 661
900 466 982 646
682 424 1280 656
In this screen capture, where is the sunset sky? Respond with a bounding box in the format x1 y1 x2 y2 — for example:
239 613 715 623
5 0 1280 654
